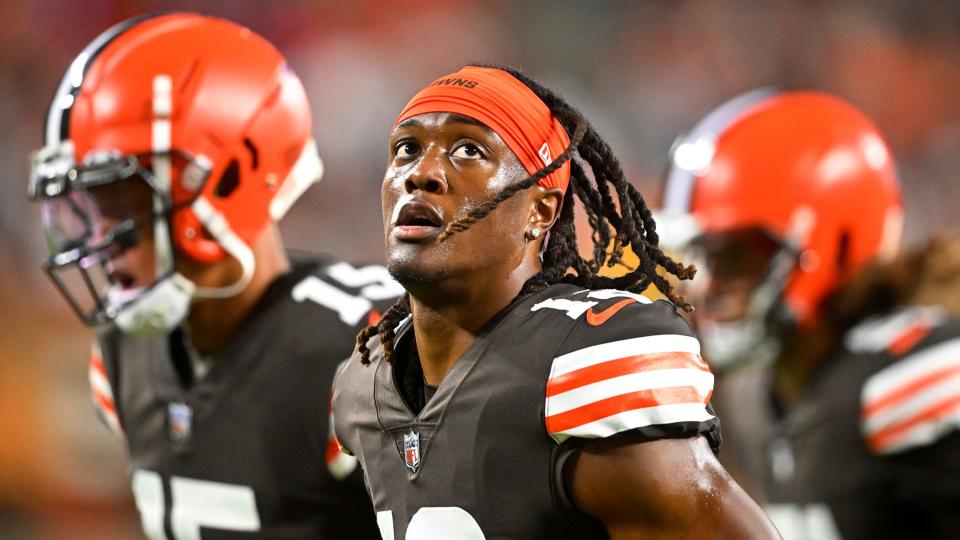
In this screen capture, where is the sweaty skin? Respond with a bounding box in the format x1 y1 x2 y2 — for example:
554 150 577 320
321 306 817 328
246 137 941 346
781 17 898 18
382 112 781 538
569 436 781 539
383 112 562 384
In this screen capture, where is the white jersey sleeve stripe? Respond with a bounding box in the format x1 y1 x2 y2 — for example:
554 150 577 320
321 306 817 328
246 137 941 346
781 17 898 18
546 368 714 416
96 402 123 436
860 336 960 454
326 382 359 480
865 396 960 454
545 333 714 441
863 371 960 434
89 369 115 401
89 341 123 437
551 334 701 377
861 337 960 401
326 447 359 480
549 403 716 443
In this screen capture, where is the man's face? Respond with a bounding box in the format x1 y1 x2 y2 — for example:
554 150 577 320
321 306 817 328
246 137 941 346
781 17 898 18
87 176 157 296
382 112 532 286
687 228 782 326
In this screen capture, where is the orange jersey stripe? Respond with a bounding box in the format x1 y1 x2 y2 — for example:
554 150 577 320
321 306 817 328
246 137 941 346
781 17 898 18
546 386 705 434
325 436 342 464
887 321 934 357
546 352 709 397
93 389 117 415
867 393 960 452
90 353 107 377
863 363 960 417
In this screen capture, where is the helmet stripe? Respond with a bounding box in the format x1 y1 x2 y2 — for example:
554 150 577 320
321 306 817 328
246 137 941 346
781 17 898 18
43 13 171 146
663 88 778 214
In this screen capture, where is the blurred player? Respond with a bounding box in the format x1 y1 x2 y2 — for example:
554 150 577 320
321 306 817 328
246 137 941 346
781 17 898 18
28 13 397 539
333 65 780 539
661 90 960 538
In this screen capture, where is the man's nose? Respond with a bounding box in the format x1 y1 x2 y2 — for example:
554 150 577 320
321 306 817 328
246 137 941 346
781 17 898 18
404 147 448 195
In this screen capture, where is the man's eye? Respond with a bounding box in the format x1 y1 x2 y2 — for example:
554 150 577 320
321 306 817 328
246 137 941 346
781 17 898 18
451 143 483 160
395 141 420 159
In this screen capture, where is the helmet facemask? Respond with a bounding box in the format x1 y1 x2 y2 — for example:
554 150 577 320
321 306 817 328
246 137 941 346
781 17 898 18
32 14 323 338
662 90 903 371
685 228 798 372
29 140 215 337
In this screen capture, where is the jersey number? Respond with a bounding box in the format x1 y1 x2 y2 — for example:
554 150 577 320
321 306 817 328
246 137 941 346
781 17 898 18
377 508 486 540
292 262 404 325
530 289 649 320
131 469 260 540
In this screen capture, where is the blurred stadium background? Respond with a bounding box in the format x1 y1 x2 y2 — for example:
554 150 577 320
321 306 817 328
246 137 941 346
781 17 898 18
0 1 958 538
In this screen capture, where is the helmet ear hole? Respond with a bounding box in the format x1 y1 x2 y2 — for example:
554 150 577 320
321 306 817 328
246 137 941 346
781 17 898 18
214 159 240 198
243 138 259 170
836 230 851 273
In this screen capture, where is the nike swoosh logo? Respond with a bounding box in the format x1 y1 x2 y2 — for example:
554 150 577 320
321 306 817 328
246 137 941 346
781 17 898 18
586 298 638 326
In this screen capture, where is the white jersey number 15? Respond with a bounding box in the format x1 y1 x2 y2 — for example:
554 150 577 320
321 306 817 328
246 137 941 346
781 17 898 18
132 469 260 540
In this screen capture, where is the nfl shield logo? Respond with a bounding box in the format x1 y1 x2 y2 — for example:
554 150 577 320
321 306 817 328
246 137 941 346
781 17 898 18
403 430 420 472
168 402 192 442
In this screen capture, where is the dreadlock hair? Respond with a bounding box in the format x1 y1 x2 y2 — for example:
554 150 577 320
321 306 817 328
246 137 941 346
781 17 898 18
357 64 696 365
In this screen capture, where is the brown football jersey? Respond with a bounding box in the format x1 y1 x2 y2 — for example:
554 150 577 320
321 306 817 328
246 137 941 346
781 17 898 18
717 306 960 539
334 283 720 539
90 255 402 539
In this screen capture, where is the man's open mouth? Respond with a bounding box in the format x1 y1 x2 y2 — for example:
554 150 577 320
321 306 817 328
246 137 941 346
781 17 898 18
393 200 444 242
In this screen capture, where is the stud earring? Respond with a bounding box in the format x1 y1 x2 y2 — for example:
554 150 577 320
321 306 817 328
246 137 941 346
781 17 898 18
526 228 542 240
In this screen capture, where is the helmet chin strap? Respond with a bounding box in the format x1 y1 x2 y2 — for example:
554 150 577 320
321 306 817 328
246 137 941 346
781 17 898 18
189 196 256 299
112 196 257 337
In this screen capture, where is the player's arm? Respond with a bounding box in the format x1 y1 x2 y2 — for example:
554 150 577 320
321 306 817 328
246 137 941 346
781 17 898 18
542 293 779 538
324 357 360 480
567 435 780 539
859 327 960 532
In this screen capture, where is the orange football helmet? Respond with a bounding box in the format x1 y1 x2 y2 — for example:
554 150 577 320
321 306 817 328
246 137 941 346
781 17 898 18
29 13 322 335
662 90 903 367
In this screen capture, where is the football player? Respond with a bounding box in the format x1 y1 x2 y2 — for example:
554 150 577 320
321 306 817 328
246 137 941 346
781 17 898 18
28 13 397 539
661 90 960 538
333 65 780 539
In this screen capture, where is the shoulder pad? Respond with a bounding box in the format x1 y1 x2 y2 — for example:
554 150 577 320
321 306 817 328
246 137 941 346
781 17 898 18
540 290 715 443
860 332 960 454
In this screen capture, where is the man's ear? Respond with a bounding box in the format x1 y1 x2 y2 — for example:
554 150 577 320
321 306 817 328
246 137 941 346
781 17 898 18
528 186 564 233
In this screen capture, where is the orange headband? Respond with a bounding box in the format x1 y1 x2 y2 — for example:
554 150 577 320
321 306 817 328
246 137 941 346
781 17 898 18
395 66 572 193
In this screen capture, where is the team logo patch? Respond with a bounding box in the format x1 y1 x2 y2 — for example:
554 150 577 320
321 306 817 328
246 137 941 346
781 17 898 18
168 402 192 442
538 142 552 165
403 430 421 472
